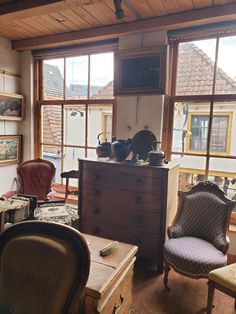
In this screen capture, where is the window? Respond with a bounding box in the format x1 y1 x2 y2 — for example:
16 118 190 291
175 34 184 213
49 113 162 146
186 113 231 153
166 32 236 220
35 51 115 182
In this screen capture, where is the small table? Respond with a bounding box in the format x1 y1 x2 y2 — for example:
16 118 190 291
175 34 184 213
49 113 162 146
77 233 138 314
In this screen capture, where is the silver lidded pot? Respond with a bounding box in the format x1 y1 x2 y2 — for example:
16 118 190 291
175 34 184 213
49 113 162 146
148 141 165 166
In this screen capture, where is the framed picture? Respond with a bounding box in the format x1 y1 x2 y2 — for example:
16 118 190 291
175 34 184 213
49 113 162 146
0 92 24 121
114 46 167 95
0 135 22 165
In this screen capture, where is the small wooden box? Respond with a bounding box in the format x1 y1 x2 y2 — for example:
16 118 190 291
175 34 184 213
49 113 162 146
78 234 138 314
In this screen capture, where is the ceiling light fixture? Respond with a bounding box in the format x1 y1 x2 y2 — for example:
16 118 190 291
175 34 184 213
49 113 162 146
114 0 125 20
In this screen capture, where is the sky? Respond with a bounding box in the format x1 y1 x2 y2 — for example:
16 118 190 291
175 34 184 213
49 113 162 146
45 52 114 87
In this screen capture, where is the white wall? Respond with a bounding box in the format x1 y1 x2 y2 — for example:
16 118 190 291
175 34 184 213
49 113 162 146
0 36 21 195
20 51 34 161
116 31 167 142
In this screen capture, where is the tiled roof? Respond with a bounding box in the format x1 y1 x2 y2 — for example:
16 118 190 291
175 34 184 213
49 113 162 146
91 81 114 99
43 63 74 98
69 84 103 98
177 43 236 95
42 105 61 154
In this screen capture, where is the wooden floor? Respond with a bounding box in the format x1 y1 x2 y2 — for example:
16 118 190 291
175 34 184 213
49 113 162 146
132 260 236 314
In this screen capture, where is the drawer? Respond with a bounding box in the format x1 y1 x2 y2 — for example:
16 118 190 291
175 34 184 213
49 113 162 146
116 173 162 193
82 202 161 232
81 263 134 314
82 167 163 193
82 166 117 186
80 220 161 262
82 183 162 211
81 159 165 178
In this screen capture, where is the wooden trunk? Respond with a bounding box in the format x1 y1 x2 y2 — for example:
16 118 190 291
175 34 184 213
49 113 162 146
77 233 138 314
79 158 179 273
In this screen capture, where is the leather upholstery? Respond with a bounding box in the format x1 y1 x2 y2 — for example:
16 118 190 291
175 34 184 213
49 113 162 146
0 221 90 314
17 158 56 202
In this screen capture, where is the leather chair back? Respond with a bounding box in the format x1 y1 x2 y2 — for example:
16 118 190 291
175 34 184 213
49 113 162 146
0 221 90 314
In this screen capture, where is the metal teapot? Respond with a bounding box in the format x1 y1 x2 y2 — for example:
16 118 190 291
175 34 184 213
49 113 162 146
148 141 165 166
111 138 132 162
96 132 112 158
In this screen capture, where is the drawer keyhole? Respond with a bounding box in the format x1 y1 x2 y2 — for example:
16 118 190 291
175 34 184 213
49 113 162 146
135 196 143 204
94 189 101 196
93 207 101 214
94 173 102 180
135 178 143 186
133 215 142 224
92 226 100 234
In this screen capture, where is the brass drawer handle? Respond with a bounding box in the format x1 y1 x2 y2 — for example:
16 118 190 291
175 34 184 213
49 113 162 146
135 196 143 204
113 294 124 314
93 207 101 214
93 189 101 196
132 237 141 246
133 215 142 224
135 178 143 186
94 173 102 180
91 226 100 234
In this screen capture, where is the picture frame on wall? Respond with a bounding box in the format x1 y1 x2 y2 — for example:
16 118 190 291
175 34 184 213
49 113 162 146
0 92 24 121
0 135 22 165
114 46 167 95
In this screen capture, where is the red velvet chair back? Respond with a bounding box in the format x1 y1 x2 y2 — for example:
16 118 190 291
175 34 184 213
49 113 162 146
17 158 56 201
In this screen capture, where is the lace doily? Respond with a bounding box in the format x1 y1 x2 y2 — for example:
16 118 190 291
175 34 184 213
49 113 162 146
34 203 79 225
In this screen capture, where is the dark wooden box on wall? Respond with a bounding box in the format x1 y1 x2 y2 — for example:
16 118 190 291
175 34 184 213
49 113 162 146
79 158 179 273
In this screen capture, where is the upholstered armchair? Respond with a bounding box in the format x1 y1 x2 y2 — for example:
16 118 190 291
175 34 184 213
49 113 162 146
0 221 90 314
163 181 235 290
4 158 56 202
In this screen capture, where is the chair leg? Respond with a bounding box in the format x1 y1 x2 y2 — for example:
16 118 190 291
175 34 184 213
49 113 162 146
207 280 215 314
163 261 171 291
234 298 236 309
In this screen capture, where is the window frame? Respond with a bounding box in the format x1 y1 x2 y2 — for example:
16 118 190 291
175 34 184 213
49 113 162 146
34 50 116 182
163 33 236 224
185 111 232 155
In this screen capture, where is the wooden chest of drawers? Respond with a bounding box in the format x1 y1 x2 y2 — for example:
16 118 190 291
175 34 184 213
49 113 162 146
79 159 179 272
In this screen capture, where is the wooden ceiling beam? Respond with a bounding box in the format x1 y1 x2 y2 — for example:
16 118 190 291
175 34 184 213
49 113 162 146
12 2 236 51
0 0 102 20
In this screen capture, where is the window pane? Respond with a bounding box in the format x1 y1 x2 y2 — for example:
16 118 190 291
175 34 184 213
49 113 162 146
209 157 236 207
87 104 113 147
63 147 85 171
42 105 62 145
172 154 207 190
90 52 114 99
43 59 64 100
211 102 235 155
65 56 89 100
172 102 210 154
42 145 61 183
176 39 216 95
87 148 97 159
215 36 236 94
64 105 86 146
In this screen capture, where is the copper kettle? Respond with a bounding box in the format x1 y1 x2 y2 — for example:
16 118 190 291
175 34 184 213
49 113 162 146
96 132 112 158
